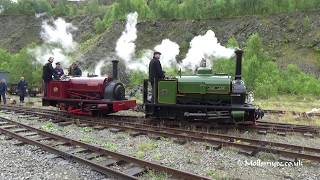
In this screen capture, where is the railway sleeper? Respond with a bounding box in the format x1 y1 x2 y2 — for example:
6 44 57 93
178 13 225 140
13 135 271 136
238 148 259 156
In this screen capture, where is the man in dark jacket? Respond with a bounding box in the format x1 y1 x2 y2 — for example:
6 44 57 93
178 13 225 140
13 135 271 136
0 79 7 104
17 76 28 103
73 62 82 77
149 51 165 103
68 63 75 76
42 57 56 97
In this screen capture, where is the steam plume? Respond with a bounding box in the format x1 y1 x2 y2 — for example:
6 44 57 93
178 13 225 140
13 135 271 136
154 39 180 68
94 60 105 76
29 18 78 68
182 30 234 69
115 12 138 62
41 18 77 51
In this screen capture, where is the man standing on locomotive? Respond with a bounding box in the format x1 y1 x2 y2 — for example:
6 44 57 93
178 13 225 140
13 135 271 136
73 62 82 77
17 76 28 104
42 57 57 97
149 51 165 103
68 62 82 77
54 62 64 79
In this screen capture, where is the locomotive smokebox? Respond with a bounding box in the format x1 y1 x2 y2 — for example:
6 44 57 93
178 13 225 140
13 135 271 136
112 60 119 80
235 49 243 80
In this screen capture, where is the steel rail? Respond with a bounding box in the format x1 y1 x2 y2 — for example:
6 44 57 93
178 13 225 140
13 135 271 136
2 106 320 162
0 116 210 180
2 105 319 134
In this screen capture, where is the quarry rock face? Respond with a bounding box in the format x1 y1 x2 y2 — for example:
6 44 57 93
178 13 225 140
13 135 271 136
0 10 319 76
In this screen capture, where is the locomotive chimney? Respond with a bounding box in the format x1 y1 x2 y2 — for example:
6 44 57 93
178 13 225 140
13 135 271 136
112 60 119 80
235 49 243 80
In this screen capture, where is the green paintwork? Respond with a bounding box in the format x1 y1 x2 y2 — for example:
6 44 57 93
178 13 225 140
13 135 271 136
177 75 231 94
158 80 177 104
231 111 245 121
196 67 212 75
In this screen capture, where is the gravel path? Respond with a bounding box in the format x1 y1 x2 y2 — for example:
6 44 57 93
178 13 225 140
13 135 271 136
1 111 319 180
0 135 111 180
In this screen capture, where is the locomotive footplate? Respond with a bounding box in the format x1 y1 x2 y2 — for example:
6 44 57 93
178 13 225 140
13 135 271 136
145 103 264 123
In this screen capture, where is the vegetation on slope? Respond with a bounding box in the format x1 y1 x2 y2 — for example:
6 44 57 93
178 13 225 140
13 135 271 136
0 0 320 98
0 45 42 86
2 0 320 32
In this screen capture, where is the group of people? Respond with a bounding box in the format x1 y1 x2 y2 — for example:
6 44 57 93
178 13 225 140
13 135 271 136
0 77 28 105
42 57 82 96
1 51 163 105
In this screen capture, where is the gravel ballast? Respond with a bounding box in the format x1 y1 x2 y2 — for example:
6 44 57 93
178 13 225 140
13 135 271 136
1 110 320 179
0 135 109 180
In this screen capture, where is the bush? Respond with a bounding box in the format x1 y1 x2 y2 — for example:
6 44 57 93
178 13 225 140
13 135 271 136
94 17 105 34
0 47 42 86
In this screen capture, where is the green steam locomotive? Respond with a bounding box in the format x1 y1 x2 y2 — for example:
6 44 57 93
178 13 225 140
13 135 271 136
143 49 264 124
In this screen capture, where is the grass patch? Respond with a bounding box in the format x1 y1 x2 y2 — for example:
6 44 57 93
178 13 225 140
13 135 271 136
206 170 223 179
272 113 320 127
41 122 58 132
103 142 117 152
153 152 163 161
25 101 34 106
138 142 158 151
134 151 145 159
255 95 320 112
142 170 168 180
80 135 95 143
80 126 93 132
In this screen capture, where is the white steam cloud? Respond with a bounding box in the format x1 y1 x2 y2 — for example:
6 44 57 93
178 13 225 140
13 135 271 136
123 39 180 73
116 12 138 62
94 60 105 76
154 39 180 69
181 30 234 69
41 18 77 51
29 18 78 67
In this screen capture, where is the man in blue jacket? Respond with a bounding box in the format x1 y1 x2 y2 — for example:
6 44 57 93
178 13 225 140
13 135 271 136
54 62 64 79
17 76 28 103
0 79 7 104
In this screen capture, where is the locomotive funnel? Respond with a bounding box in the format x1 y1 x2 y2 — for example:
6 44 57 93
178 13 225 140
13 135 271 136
112 60 119 80
235 49 243 80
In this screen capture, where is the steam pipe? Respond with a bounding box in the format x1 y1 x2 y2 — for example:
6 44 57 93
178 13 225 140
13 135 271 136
112 60 119 80
235 49 243 80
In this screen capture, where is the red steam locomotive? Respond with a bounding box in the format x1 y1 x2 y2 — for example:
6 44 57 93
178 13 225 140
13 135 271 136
42 60 136 115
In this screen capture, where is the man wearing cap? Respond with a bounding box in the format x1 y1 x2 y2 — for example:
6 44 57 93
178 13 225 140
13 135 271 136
17 77 28 103
42 57 57 96
54 62 64 79
149 51 165 103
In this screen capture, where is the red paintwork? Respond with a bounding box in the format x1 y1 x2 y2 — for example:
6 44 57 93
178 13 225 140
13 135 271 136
47 77 109 99
112 100 137 112
44 77 136 115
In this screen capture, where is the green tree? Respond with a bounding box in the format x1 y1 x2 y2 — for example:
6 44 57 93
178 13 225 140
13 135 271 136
53 0 70 16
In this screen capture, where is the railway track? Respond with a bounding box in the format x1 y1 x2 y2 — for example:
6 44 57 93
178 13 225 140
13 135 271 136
263 109 320 117
2 105 319 135
1 106 320 163
254 121 319 135
0 116 209 180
